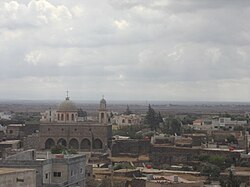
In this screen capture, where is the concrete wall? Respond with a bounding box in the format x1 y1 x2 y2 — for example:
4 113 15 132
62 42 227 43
150 145 241 166
145 181 203 187
51 163 67 184
6 149 35 161
112 139 150 157
0 169 36 187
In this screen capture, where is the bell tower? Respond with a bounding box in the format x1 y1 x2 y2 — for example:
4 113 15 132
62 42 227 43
99 96 108 124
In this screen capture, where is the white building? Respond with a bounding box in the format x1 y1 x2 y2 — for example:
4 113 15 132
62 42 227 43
40 109 57 123
212 117 247 129
112 114 141 126
0 112 12 120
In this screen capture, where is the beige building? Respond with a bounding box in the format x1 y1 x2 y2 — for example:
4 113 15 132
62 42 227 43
40 109 57 123
112 114 141 126
0 168 36 187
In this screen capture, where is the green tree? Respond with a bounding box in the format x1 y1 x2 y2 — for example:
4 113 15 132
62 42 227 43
199 154 232 170
226 135 238 144
51 145 65 154
162 118 182 135
145 104 158 131
157 112 164 124
220 171 241 187
51 145 78 154
200 163 221 177
209 156 226 168
113 125 143 139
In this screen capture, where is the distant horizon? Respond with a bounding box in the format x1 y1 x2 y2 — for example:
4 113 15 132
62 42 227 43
0 98 250 105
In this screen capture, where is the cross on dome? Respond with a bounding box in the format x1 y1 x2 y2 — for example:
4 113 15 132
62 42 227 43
66 90 70 100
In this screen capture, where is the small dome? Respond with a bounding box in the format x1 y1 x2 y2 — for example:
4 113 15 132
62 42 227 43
58 97 78 112
100 97 107 109
100 98 106 104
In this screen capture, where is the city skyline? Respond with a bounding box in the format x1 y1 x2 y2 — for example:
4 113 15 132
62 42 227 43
1 0 250 101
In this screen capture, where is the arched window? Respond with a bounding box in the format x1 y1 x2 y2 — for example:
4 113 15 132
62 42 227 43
61 114 64 121
57 138 67 147
72 114 74 121
45 138 55 149
69 138 79 149
93 139 103 149
101 113 105 123
122 119 125 123
80 139 91 150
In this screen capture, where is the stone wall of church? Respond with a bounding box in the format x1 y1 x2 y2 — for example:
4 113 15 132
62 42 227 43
39 123 112 151
23 133 40 150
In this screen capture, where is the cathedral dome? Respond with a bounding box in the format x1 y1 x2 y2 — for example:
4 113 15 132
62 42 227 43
58 97 78 112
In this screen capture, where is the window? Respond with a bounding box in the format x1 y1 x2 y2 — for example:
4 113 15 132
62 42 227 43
61 114 64 121
58 114 60 120
48 128 50 132
16 178 24 182
122 119 125 123
71 170 74 176
45 173 48 179
53 172 61 177
72 114 74 121
128 119 131 124
9 130 13 134
66 114 69 121
80 168 83 174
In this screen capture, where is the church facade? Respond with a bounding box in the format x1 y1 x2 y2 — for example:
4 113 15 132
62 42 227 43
25 96 112 152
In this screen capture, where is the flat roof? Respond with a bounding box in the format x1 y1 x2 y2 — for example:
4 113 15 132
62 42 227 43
8 124 25 127
0 140 20 145
203 148 245 152
0 168 35 175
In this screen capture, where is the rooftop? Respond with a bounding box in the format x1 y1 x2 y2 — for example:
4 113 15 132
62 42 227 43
0 168 35 175
7 124 25 127
0 140 21 145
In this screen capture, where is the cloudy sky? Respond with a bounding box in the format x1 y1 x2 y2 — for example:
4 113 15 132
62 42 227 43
0 0 250 101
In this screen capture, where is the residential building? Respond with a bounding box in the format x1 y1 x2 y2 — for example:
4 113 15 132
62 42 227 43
112 114 141 126
0 168 36 187
0 149 86 187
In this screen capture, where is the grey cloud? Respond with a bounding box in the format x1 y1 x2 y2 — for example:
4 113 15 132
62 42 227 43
1 0 250 101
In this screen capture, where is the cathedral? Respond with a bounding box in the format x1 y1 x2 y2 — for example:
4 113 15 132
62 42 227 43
29 96 112 151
